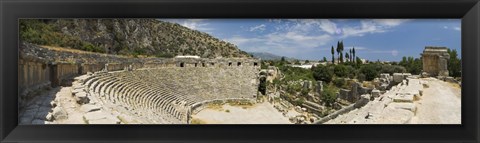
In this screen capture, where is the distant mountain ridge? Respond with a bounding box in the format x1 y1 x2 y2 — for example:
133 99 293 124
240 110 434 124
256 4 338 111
20 19 251 58
248 52 297 61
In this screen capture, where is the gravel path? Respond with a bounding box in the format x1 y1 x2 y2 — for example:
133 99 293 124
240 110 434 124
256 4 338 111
410 78 461 124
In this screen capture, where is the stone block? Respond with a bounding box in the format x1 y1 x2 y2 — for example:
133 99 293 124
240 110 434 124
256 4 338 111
52 107 68 120
354 94 370 108
380 73 390 79
393 73 404 83
389 102 417 113
393 93 414 103
84 111 108 121
371 89 381 98
445 77 456 83
80 104 101 113
75 92 90 104
46 113 54 121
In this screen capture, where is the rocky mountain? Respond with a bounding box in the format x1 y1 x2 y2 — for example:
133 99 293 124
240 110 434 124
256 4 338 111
19 19 251 58
249 52 297 61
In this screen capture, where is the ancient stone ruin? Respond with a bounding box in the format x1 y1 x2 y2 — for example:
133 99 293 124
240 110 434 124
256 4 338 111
18 43 260 124
421 46 450 77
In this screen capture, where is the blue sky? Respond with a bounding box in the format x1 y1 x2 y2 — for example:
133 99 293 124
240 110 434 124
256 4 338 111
160 19 461 62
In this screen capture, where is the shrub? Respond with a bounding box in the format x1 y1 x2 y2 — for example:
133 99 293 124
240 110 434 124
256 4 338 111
333 64 348 77
333 78 346 88
359 64 379 81
321 85 337 107
312 65 334 83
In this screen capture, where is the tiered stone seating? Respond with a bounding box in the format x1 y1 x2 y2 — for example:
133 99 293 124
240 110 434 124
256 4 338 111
82 66 259 124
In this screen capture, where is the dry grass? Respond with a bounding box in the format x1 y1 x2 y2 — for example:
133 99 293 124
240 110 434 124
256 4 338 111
40 45 131 58
206 103 224 111
227 101 254 109
413 95 421 101
190 118 207 124
362 81 375 89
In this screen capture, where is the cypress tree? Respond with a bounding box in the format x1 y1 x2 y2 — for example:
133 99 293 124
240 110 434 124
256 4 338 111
331 46 335 63
352 46 357 61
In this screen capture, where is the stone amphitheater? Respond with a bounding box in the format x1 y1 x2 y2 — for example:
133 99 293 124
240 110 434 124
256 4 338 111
18 43 261 124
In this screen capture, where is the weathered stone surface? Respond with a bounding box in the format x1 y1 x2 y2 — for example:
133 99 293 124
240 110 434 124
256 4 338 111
316 81 323 96
445 77 456 83
72 88 84 95
371 90 381 98
393 73 404 83
80 104 101 113
393 93 414 103
389 102 417 112
421 47 450 77
46 113 54 121
74 92 89 104
84 111 108 121
52 107 68 120
354 94 370 108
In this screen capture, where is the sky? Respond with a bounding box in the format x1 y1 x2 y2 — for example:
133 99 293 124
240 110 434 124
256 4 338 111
160 19 461 62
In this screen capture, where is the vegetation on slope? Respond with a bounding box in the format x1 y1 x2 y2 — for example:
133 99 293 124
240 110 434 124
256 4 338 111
20 19 251 58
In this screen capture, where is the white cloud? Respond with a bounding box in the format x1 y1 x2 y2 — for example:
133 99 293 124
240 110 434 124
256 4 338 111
373 19 410 27
249 24 266 32
345 46 368 50
453 26 461 31
318 19 339 34
391 50 399 56
340 19 410 38
443 25 461 31
364 49 399 57
159 19 214 32
227 19 410 58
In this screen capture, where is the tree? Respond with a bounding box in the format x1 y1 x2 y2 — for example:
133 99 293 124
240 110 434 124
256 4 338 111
294 60 301 65
447 49 461 77
345 52 349 62
352 47 356 63
336 41 340 63
336 41 344 63
399 56 422 75
356 57 362 67
339 52 343 63
331 46 335 63
339 41 344 63
349 49 352 62
323 57 327 62
305 60 310 64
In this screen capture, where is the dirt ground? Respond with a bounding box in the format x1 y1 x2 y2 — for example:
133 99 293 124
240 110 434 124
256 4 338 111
191 102 292 124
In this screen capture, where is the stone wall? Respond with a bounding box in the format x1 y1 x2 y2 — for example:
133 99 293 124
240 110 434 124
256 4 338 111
421 47 450 77
337 82 373 103
18 59 51 107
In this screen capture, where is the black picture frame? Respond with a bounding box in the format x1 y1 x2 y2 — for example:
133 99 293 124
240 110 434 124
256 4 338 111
1 0 479 142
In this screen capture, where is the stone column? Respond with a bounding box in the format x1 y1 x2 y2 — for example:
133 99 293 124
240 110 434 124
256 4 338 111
352 82 359 102
316 81 323 96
